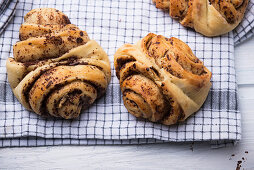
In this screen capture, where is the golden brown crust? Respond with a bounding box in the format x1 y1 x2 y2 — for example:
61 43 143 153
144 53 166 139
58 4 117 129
19 24 79 41
153 0 249 36
14 29 89 62
114 33 212 125
6 8 111 119
24 8 71 25
152 0 170 9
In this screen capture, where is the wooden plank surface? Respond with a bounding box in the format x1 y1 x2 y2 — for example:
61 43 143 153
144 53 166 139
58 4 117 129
0 37 253 170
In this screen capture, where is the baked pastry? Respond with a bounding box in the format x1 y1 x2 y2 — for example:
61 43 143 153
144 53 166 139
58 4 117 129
6 8 111 119
114 33 212 125
152 0 248 36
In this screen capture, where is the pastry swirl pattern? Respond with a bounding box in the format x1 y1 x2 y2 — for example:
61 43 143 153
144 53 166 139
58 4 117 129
153 0 248 36
6 8 111 119
114 33 212 125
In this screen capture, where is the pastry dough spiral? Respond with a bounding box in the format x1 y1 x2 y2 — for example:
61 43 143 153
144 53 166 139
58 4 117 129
153 0 248 36
114 33 212 125
6 8 111 119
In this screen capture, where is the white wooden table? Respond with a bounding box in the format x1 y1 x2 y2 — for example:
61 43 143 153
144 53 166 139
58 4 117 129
0 37 253 170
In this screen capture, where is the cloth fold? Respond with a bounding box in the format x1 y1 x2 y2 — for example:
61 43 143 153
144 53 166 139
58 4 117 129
0 0 253 147
0 0 18 35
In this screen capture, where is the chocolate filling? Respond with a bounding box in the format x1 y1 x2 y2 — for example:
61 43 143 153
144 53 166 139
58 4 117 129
116 56 136 78
40 80 105 117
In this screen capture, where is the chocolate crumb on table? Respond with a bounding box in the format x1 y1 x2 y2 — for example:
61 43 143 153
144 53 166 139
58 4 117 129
236 160 242 170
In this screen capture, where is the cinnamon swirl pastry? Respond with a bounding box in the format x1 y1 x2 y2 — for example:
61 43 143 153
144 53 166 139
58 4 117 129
6 8 111 119
114 33 212 125
152 0 249 36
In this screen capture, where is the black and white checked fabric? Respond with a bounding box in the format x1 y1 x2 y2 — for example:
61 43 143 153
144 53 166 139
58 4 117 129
0 0 253 148
0 0 18 35
234 0 254 45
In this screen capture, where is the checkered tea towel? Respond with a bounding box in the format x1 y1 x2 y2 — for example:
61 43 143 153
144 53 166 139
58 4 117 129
0 0 253 148
0 0 18 35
